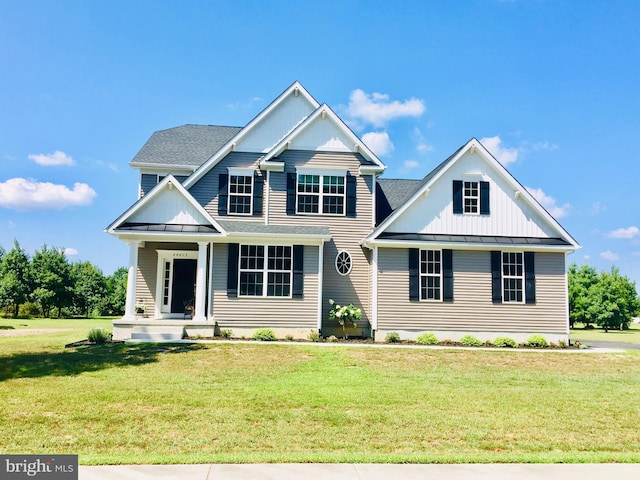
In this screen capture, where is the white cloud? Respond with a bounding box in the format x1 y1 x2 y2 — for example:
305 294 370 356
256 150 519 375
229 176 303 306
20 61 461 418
63 247 79 256
607 226 639 239
362 131 394 156
479 136 519 165
526 187 571 218
530 141 558 151
600 250 619 262
583 254 591 260
347 89 425 128
0 178 97 211
412 127 433 154
28 150 75 166
400 160 420 173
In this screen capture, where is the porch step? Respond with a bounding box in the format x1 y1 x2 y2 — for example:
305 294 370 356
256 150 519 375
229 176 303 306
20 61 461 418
130 325 185 343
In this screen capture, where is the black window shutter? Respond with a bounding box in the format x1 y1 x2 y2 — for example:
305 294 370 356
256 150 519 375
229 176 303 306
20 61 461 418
286 173 296 215
218 173 228 216
253 173 264 216
227 243 239 297
524 252 536 304
453 180 463 214
480 181 490 215
346 172 357 217
443 249 454 302
491 251 502 304
409 248 419 301
292 245 304 298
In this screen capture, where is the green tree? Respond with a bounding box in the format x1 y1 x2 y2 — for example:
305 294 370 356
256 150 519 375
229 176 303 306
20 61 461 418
568 263 599 328
71 261 106 317
588 268 640 332
103 267 127 316
31 245 73 318
0 241 32 318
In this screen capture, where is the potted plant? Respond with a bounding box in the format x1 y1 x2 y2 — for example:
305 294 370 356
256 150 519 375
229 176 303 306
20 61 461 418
135 301 146 316
328 299 362 338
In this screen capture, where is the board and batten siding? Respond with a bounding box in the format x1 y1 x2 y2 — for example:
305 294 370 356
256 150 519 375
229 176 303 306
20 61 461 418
211 243 319 329
377 248 568 335
135 242 198 318
267 150 374 334
189 152 263 219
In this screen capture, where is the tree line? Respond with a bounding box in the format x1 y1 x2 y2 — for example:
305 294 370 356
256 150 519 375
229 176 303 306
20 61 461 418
569 263 640 331
0 240 126 318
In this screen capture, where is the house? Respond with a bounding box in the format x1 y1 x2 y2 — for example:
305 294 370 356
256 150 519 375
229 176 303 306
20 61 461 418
106 82 579 343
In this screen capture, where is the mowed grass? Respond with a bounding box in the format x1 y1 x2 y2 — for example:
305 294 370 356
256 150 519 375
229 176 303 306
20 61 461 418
571 322 640 345
1 319 639 464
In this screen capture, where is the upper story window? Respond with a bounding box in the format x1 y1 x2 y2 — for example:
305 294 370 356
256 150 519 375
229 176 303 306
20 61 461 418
229 174 253 215
297 173 345 215
453 180 490 215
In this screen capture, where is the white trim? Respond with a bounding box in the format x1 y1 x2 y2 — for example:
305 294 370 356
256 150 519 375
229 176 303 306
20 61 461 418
155 249 199 317
296 167 348 177
227 167 255 176
122 241 141 320
363 238 578 253
227 172 254 216
295 172 346 216
371 246 378 331
501 251 525 304
317 240 324 330
208 242 214 320
418 249 444 303
265 170 270 225
193 242 209 321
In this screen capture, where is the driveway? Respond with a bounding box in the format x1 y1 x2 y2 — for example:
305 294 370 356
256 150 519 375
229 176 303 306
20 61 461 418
573 338 640 351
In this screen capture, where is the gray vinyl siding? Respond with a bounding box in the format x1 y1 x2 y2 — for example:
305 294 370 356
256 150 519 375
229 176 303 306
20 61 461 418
377 249 567 334
140 174 189 197
267 150 374 334
189 152 263 219
211 243 319 329
135 242 198 318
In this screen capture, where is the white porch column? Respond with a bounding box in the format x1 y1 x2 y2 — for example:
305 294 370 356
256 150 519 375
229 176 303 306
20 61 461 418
193 241 208 322
123 240 141 320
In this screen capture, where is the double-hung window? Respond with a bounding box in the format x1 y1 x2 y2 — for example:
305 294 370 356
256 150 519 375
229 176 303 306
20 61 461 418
463 181 479 214
420 249 442 301
239 245 292 297
296 172 345 215
228 173 253 215
502 252 524 303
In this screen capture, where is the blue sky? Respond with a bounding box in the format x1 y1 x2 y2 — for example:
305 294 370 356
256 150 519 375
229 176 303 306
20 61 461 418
1 0 639 286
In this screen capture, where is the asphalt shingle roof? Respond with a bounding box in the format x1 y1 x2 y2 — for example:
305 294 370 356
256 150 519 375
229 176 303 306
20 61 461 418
130 124 242 167
218 220 330 237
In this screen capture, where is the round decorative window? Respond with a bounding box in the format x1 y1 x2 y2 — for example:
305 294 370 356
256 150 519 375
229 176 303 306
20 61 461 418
335 251 352 276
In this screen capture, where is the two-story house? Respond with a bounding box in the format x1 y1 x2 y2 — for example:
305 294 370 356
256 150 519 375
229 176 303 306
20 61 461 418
106 82 579 343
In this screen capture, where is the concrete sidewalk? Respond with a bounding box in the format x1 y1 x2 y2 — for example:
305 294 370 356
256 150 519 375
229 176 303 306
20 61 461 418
80 463 640 480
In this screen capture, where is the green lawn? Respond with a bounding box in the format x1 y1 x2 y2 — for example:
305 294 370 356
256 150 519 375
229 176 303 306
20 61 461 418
1 319 639 464
571 322 640 345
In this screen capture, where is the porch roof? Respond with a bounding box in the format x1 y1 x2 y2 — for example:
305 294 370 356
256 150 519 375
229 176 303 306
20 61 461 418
218 220 331 239
116 222 221 233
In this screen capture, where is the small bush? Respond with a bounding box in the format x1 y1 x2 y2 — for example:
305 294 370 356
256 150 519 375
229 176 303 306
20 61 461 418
525 334 548 348
493 336 518 348
219 329 233 339
416 333 438 345
558 340 568 348
285 335 294 341
307 330 323 342
252 328 276 341
460 335 483 347
385 332 401 343
327 335 339 343
87 328 110 344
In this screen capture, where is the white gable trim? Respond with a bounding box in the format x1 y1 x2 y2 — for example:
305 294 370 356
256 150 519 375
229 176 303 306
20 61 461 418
183 82 319 189
259 104 386 172
106 175 226 235
366 138 579 248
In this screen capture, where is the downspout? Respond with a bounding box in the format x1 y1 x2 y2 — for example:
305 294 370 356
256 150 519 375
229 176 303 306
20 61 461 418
265 170 270 225
317 239 325 333
372 245 378 339
208 243 214 321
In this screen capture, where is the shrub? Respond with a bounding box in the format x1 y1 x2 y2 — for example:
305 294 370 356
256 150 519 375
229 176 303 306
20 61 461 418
327 335 339 343
558 340 568 348
525 334 548 348
416 333 438 345
493 336 518 348
252 328 276 341
307 330 323 342
460 335 483 347
328 299 362 331
219 329 233 339
87 328 110 344
385 332 401 343
285 335 294 341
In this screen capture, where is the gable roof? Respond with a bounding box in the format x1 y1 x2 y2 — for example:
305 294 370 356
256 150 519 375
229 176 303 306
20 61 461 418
366 138 580 249
184 81 320 188
106 175 226 238
260 103 386 172
376 179 423 224
130 125 242 169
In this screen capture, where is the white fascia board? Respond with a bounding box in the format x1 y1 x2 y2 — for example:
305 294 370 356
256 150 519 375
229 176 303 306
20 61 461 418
106 231 225 243
184 82 319 189
130 162 198 172
226 232 331 246
363 238 579 253
360 165 385 175
260 161 285 172
106 174 227 236
260 104 387 171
